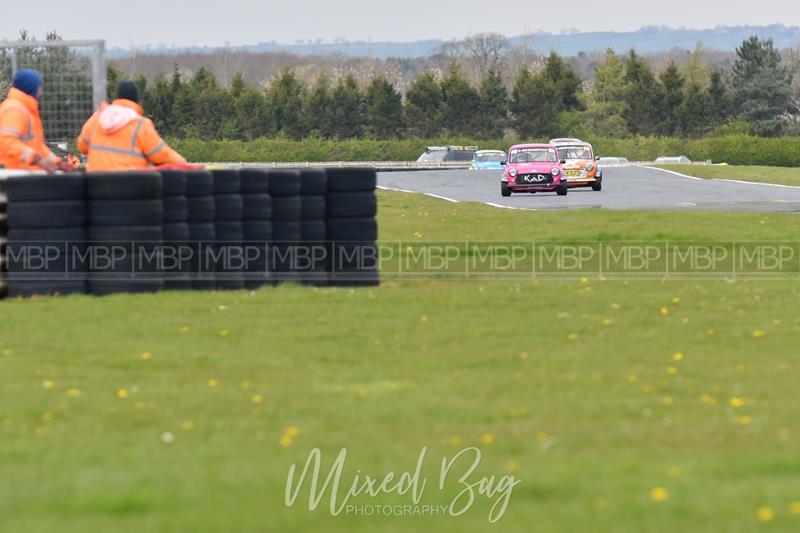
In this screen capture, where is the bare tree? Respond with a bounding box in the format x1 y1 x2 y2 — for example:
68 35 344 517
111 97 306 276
464 33 510 77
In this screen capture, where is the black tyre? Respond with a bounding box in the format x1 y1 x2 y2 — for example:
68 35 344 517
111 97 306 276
301 195 326 219
272 196 301 222
243 221 273 243
163 223 190 242
327 218 378 242
328 269 380 287
215 194 243 221
272 221 301 242
501 182 512 197
331 242 379 270
163 196 188 223
89 225 161 247
187 196 215 223
326 167 376 192
301 220 326 241
188 223 215 242
161 170 187 196
242 194 272 220
86 172 162 199
5 173 84 201
556 183 568 196
268 169 301 196
89 199 162 226
8 200 85 228
215 221 243 242
591 179 602 192
239 168 270 194
8 280 86 297
8 227 86 242
89 279 163 296
326 192 376 218
163 277 192 291
212 169 240 194
300 168 327 194
185 170 214 196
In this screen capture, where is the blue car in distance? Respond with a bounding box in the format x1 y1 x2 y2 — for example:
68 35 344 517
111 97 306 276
470 150 507 170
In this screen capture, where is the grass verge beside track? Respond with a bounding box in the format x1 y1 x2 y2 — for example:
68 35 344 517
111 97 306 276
1 191 799 532
653 164 800 187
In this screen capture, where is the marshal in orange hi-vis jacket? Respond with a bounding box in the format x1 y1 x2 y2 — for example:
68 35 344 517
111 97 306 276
77 81 186 172
0 69 65 172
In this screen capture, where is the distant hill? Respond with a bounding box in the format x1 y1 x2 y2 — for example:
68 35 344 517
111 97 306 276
108 25 800 59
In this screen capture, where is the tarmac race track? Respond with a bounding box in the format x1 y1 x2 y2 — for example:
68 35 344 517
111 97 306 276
377 166 800 212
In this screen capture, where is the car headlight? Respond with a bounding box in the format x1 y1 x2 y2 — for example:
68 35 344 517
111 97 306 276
587 163 595 171
551 167 560 176
509 168 517 177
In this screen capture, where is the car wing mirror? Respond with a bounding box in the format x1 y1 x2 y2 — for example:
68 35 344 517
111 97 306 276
595 156 601 161
500 160 507 166
560 160 567 165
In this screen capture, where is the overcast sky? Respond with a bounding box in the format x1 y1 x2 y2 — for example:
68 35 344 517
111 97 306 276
2 0 799 48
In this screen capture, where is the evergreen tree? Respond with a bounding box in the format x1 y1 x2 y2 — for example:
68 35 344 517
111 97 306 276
588 49 629 136
230 72 268 140
510 69 560 138
623 50 660 136
440 65 481 136
678 83 710 136
303 73 335 138
330 74 364 139
266 68 306 140
541 52 584 111
657 62 685 136
478 70 509 139
732 36 795 136
404 72 444 138
707 69 733 127
364 76 404 139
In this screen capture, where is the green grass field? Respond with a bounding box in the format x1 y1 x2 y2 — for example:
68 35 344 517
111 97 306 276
2 192 800 532
652 164 800 187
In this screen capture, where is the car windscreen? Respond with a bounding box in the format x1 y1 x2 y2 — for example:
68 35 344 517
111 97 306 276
476 153 505 163
446 151 476 162
557 146 593 160
509 148 557 163
418 151 448 162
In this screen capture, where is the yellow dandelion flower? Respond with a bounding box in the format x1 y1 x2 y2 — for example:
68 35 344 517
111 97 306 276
140 352 152 360
567 332 579 341
650 487 669 502
707 329 716 336
672 297 680 305
280 435 293 447
116 388 129 399
672 352 684 362
756 506 774 523
180 326 191 334
505 460 520 474
42 380 55 389
65 388 81 397
662 396 674 406
285 426 300 438
219 329 230 337
611 303 621 310
752 330 765 338
240 381 251 390
420 315 428 324
602 318 613 326
536 431 549 443
789 501 800 515
358 389 369 398
481 433 495 445
729 397 746 408
181 421 195 431
519 352 529 360
207 379 218 388
681 317 689 325
660 307 670 316
628 375 638 384
580 277 589 284
252 394 263 405
2 349 12 357
700 394 718 406
734 415 752 426
772 319 781 326
41 412 54 422
448 435 462 447
667 366 678 375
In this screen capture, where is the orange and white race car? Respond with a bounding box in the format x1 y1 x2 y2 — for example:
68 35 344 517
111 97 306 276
549 138 602 191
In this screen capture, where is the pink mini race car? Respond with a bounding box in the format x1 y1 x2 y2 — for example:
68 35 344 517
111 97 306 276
500 144 567 197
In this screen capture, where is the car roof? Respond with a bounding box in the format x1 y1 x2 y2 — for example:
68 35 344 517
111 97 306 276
510 143 556 150
476 149 506 154
549 138 584 144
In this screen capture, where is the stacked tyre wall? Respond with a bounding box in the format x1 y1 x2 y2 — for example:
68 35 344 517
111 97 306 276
0 167 378 299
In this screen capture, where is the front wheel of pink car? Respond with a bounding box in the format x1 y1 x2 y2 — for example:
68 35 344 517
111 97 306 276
556 183 568 196
501 182 512 197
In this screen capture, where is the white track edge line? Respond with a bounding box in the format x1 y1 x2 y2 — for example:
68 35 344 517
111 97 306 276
646 166 800 189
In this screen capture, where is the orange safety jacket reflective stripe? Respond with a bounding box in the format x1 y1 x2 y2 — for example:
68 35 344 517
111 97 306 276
0 88 57 170
77 99 186 172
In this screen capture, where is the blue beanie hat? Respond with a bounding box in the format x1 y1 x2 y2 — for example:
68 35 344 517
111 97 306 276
12 69 43 98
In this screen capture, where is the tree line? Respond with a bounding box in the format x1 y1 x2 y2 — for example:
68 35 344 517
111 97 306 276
113 35 798 142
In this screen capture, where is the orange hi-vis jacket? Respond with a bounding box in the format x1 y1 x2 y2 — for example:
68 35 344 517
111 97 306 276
0 88 59 170
77 99 186 172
